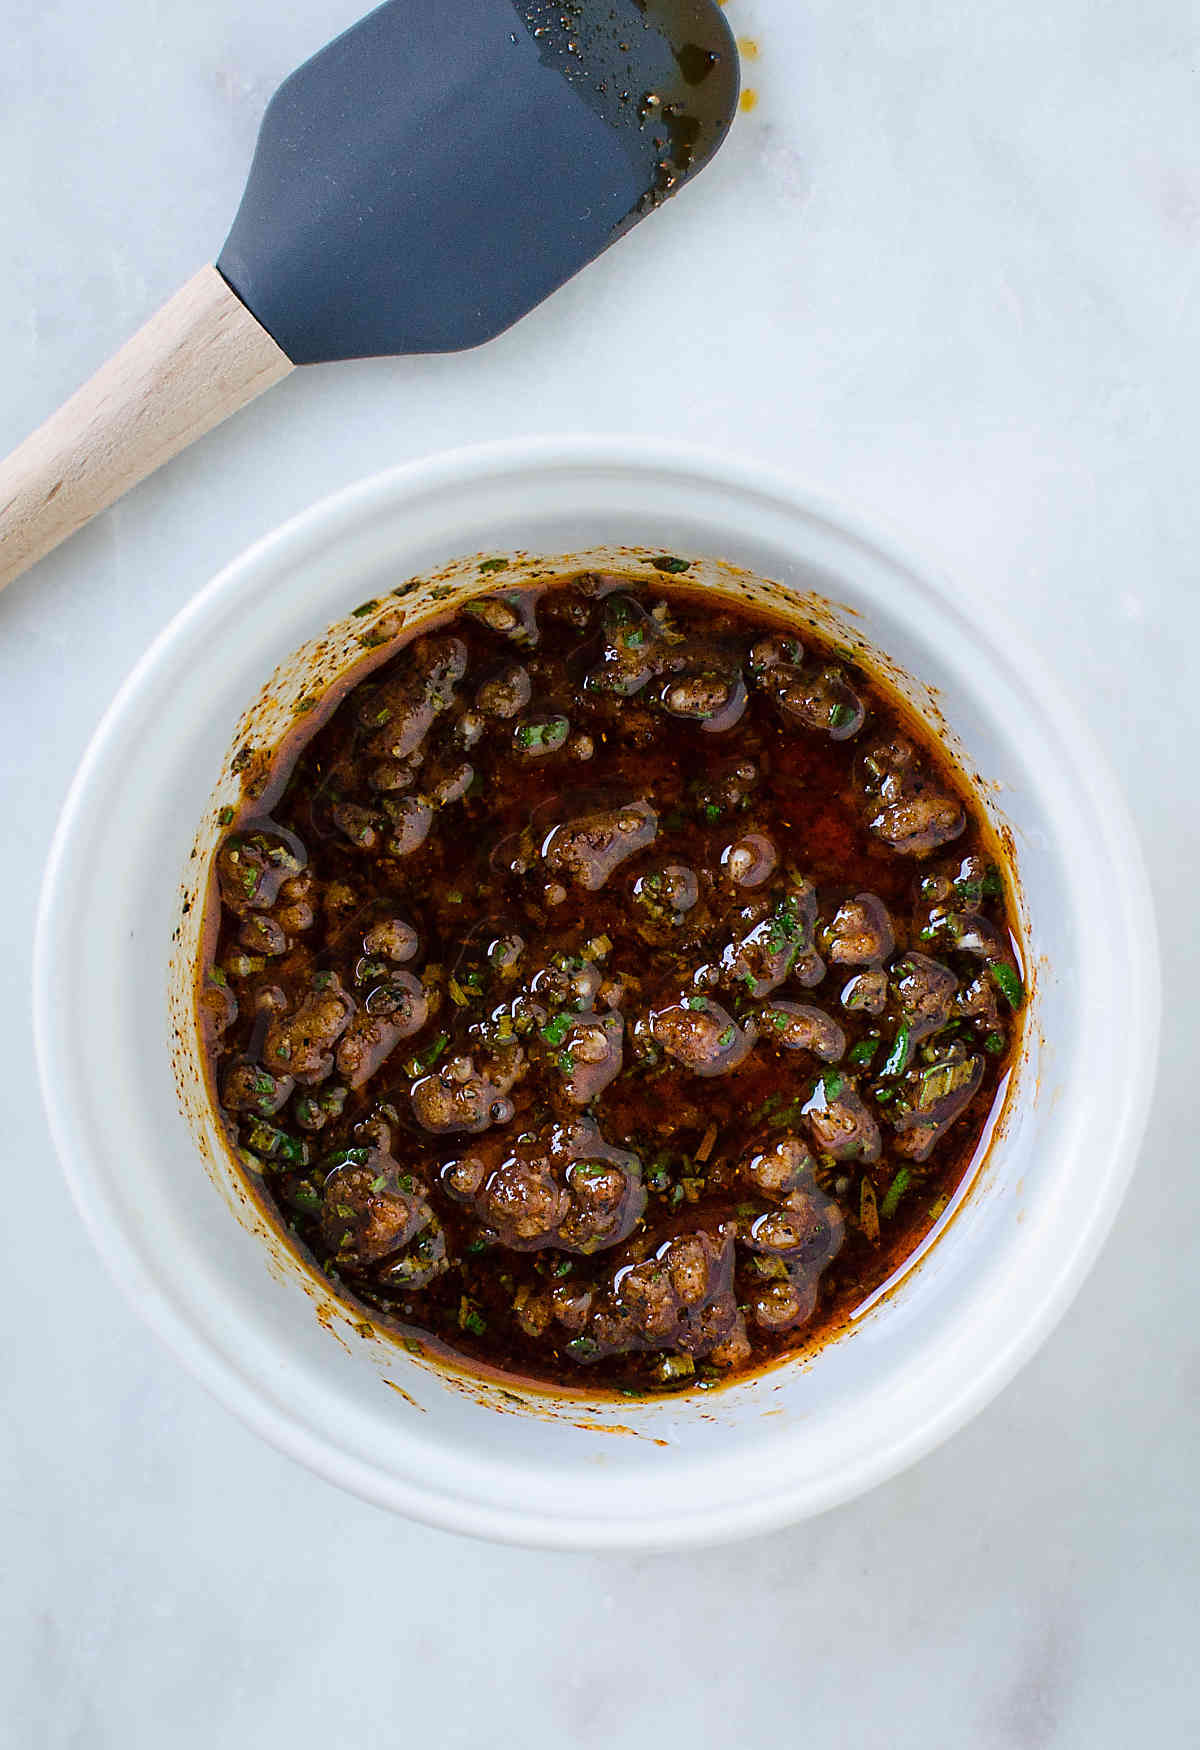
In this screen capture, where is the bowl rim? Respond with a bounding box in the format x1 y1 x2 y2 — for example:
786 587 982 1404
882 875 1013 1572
33 435 1162 1548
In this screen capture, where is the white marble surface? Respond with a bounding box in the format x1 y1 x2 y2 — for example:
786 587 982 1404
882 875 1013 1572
3 0 1198 1742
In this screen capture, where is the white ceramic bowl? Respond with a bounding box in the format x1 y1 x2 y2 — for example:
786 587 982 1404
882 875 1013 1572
34 439 1159 1550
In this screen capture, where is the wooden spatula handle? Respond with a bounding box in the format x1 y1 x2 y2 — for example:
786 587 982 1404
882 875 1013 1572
0 265 293 593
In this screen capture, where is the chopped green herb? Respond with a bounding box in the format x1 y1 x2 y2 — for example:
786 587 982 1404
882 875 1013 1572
685 995 708 1011
540 1013 572 1047
770 1097 807 1131
409 1033 449 1074
718 1026 736 1047
653 1352 695 1383
879 1168 912 1220
848 1037 879 1066
244 1122 309 1165
701 802 722 823
880 1023 911 1077
516 716 568 751
984 1030 1006 1055
557 1051 577 1073
322 1146 371 1170
351 599 380 617
918 1059 977 1107
457 1297 488 1337
776 895 800 934
829 702 856 729
217 805 235 827
651 556 691 574
477 557 508 573
989 962 1025 1010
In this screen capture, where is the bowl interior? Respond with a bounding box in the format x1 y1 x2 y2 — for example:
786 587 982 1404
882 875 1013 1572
36 445 1158 1548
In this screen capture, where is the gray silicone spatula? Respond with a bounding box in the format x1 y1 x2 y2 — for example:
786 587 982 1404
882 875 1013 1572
0 0 738 593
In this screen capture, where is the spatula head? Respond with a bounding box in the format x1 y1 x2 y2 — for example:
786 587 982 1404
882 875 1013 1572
217 0 738 364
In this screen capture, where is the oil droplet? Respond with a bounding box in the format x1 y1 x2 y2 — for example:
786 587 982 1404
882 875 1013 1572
739 87 758 113
737 37 760 59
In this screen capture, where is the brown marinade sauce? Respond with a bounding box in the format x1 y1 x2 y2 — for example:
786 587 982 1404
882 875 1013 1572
197 571 1024 1395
